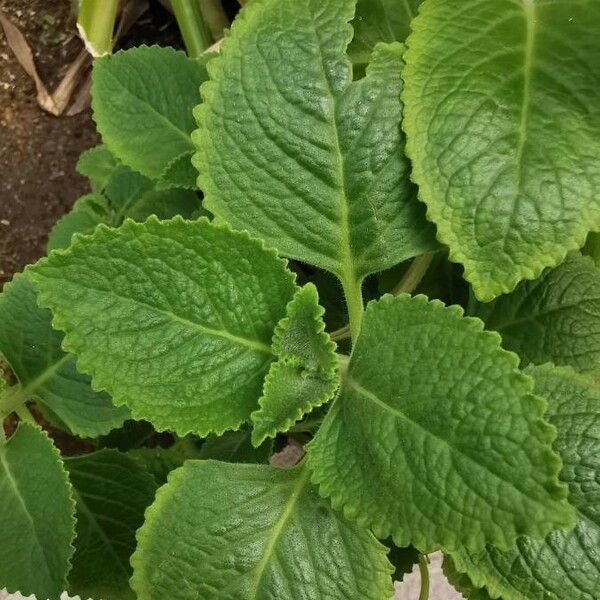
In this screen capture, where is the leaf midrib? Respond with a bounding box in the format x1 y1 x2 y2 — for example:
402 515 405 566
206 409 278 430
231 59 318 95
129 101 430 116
346 374 555 508
249 468 311 596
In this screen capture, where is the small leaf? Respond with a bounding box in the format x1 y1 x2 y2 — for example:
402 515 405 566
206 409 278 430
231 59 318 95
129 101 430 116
448 364 600 600
131 461 394 600
0 273 129 437
156 151 198 190
251 284 339 446
47 194 114 252
92 46 208 178
471 255 600 375
349 0 421 66
195 1 436 288
199 429 272 464
28 217 297 436
403 0 600 300
0 423 75 600
65 449 158 600
76 144 118 191
308 294 573 552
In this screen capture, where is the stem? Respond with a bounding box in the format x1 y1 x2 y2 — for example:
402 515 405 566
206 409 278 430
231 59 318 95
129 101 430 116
418 554 430 600
77 0 119 57
0 385 26 421
15 404 36 425
171 0 213 58
198 0 229 40
341 276 364 342
330 324 351 342
393 252 434 296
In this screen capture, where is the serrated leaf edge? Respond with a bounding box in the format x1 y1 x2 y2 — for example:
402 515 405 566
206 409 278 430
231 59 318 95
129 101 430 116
307 293 573 552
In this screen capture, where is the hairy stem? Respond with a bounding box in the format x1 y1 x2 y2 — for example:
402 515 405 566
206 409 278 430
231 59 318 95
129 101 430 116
171 0 213 57
393 252 435 296
418 554 430 600
341 276 364 342
330 324 351 342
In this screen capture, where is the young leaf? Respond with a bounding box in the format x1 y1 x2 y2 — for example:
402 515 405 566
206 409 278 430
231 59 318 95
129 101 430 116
76 144 119 191
195 1 437 289
65 449 158 600
0 423 75 600
442 557 494 600
308 294 573 552
251 284 339 446
47 194 114 252
199 429 273 464
471 255 600 375
0 274 129 437
131 460 394 599
448 365 600 600
92 46 208 179
28 217 297 436
348 0 421 66
403 0 600 301
155 151 198 190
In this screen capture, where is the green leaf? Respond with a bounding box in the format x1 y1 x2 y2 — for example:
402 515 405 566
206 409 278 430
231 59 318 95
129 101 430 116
47 194 114 252
199 429 273 464
308 294 573 552
0 423 75 600
28 217 297 436
442 556 494 600
76 144 119 191
349 0 421 66
156 151 198 190
471 255 600 375
195 2 437 288
131 461 394 599
583 232 600 268
0 274 129 437
65 449 158 600
92 46 208 179
402 0 600 301
449 364 600 600
251 284 339 446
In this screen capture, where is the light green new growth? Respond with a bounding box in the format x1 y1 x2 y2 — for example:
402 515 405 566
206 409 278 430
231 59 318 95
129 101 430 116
403 0 600 300
448 364 600 600
92 46 208 180
194 0 437 337
308 294 574 552
0 273 129 437
251 284 339 446
28 217 297 436
65 449 158 600
472 255 600 376
76 145 119 191
131 461 394 599
0 423 75 600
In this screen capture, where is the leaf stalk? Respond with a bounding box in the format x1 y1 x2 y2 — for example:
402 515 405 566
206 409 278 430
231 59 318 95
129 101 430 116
393 252 434 296
171 0 214 58
418 554 430 600
340 276 364 342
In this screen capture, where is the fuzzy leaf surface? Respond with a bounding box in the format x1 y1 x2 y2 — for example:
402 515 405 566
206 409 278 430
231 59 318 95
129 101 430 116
0 423 75 600
0 274 128 437
195 2 436 284
349 0 421 66
449 364 600 600
65 449 158 600
28 218 297 436
403 0 600 300
131 460 393 599
472 255 600 375
76 145 118 191
92 46 208 178
308 294 573 552
251 284 339 446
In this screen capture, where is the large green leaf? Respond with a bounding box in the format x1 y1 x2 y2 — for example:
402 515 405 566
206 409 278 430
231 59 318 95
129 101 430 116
251 284 339 446
471 255 600 375
92 46 208 179
28 217 297 436
195 1 437 288
0 423 75 600
403 0 600 301
308 294 573 552
349 0 421 66
449 365 600 600
0 274 129 437
131 460 394 599
65 449 158 600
